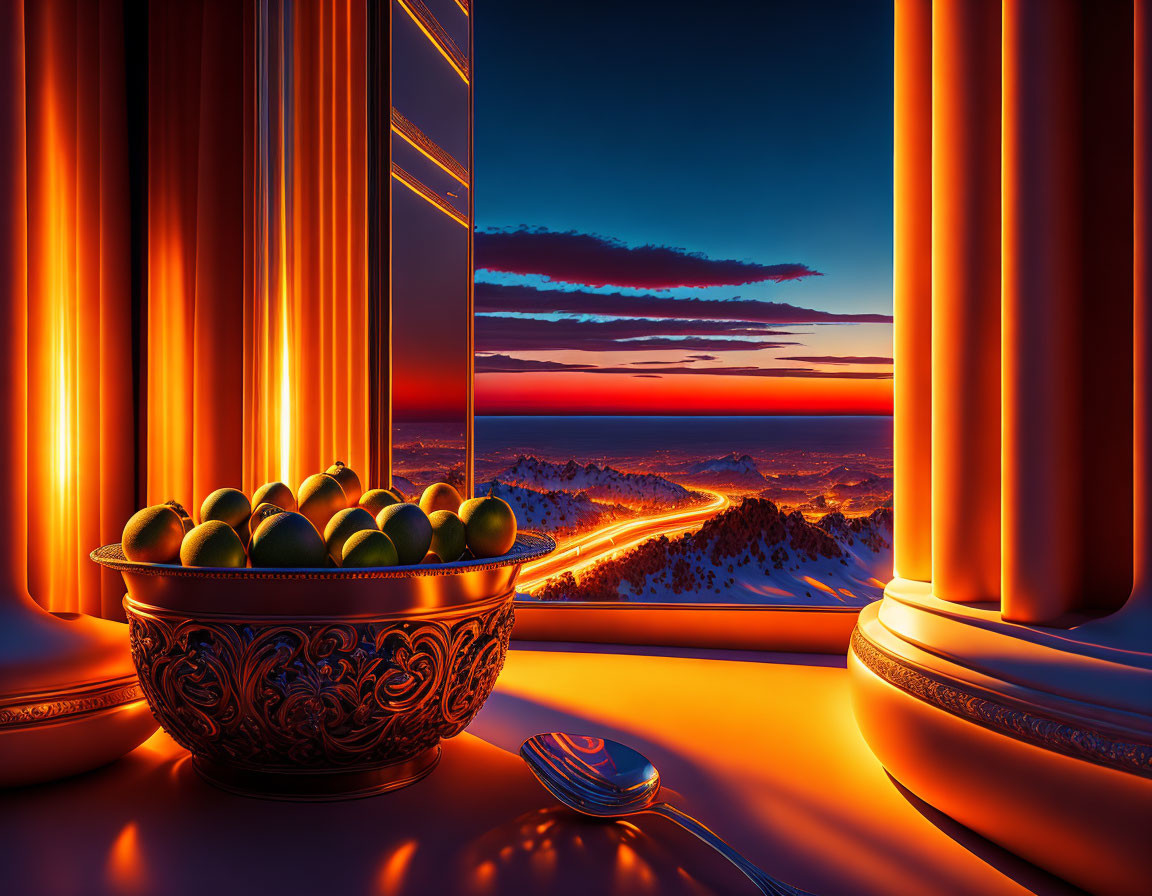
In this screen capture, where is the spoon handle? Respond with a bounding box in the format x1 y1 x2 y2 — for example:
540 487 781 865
648 802 814 896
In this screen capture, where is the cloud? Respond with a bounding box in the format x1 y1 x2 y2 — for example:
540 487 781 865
475 314 797 353
777 355 893 364
475 227 823 289
473 353 891 380
687 354 718 361
630 359 698 365
633 374 663 378
608 337 796 351
474 281 889 324
634 366 891 380
474 354 592 373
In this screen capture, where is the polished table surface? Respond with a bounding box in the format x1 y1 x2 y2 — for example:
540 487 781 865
0 644 1083 896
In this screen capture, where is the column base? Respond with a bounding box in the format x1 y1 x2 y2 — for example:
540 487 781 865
850 581 1152 896
0 599 157 788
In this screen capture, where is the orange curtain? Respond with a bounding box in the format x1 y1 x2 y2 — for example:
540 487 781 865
0 1 31 610
7 0 369 619
249 0 369 493
146 1 250 515
148 0 371 509
23 0 136 619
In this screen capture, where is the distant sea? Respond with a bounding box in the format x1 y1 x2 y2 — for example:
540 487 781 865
475 415 892 474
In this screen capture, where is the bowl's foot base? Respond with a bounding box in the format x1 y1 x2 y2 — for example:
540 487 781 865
192 745 441 801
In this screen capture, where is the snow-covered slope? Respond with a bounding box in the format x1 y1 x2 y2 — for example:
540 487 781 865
766 464 879 488
496 456 699 510
670 452 769 490
532 498 892 605
390 475 417 499
480 480 630 536
758 464 893 517
826 476 894 515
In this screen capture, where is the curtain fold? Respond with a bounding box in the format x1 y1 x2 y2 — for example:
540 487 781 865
24 0 136 619
0 1 30 607
146 0 248 515
149 0 370 519
250 0 369 492
11 0 369 620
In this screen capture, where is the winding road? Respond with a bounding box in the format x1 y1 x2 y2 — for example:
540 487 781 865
517 489 729 593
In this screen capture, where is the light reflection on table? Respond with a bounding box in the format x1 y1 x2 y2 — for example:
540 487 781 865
0 644 1085 896
0 722 732 895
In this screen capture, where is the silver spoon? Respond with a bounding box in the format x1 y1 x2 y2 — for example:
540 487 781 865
520 732 813 896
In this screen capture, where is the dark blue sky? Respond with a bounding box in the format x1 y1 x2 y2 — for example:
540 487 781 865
475 0 894 315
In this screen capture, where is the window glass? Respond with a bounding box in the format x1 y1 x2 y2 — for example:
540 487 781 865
389 0 471 495
474 1 895 605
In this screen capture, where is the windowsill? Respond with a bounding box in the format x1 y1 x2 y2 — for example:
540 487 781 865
512 598 863 653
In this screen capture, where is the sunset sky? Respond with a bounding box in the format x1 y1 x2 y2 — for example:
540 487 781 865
474 0 894 415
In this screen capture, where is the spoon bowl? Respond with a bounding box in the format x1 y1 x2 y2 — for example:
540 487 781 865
520 732 813 896
520 732 660 817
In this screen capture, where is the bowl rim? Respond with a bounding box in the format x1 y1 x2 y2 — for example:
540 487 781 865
121 589 515 622
91 531 555 580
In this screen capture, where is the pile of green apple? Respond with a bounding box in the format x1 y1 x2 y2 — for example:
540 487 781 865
120 462 517 569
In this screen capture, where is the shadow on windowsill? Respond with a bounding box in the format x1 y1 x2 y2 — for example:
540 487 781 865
509 639 848 666
886 772 1088 896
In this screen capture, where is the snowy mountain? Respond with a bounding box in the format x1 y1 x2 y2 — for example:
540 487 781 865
826 476 894 515
479 480 630 537
496 456 700 511
671 452 769 489
759 464 893 517
766 464 879 488
391 475 417 499
389 468 465 497
532 498 892 605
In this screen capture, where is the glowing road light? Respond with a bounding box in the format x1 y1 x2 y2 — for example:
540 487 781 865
517 490 729 592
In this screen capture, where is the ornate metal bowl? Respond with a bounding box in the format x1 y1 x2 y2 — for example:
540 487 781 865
91 533 554 800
